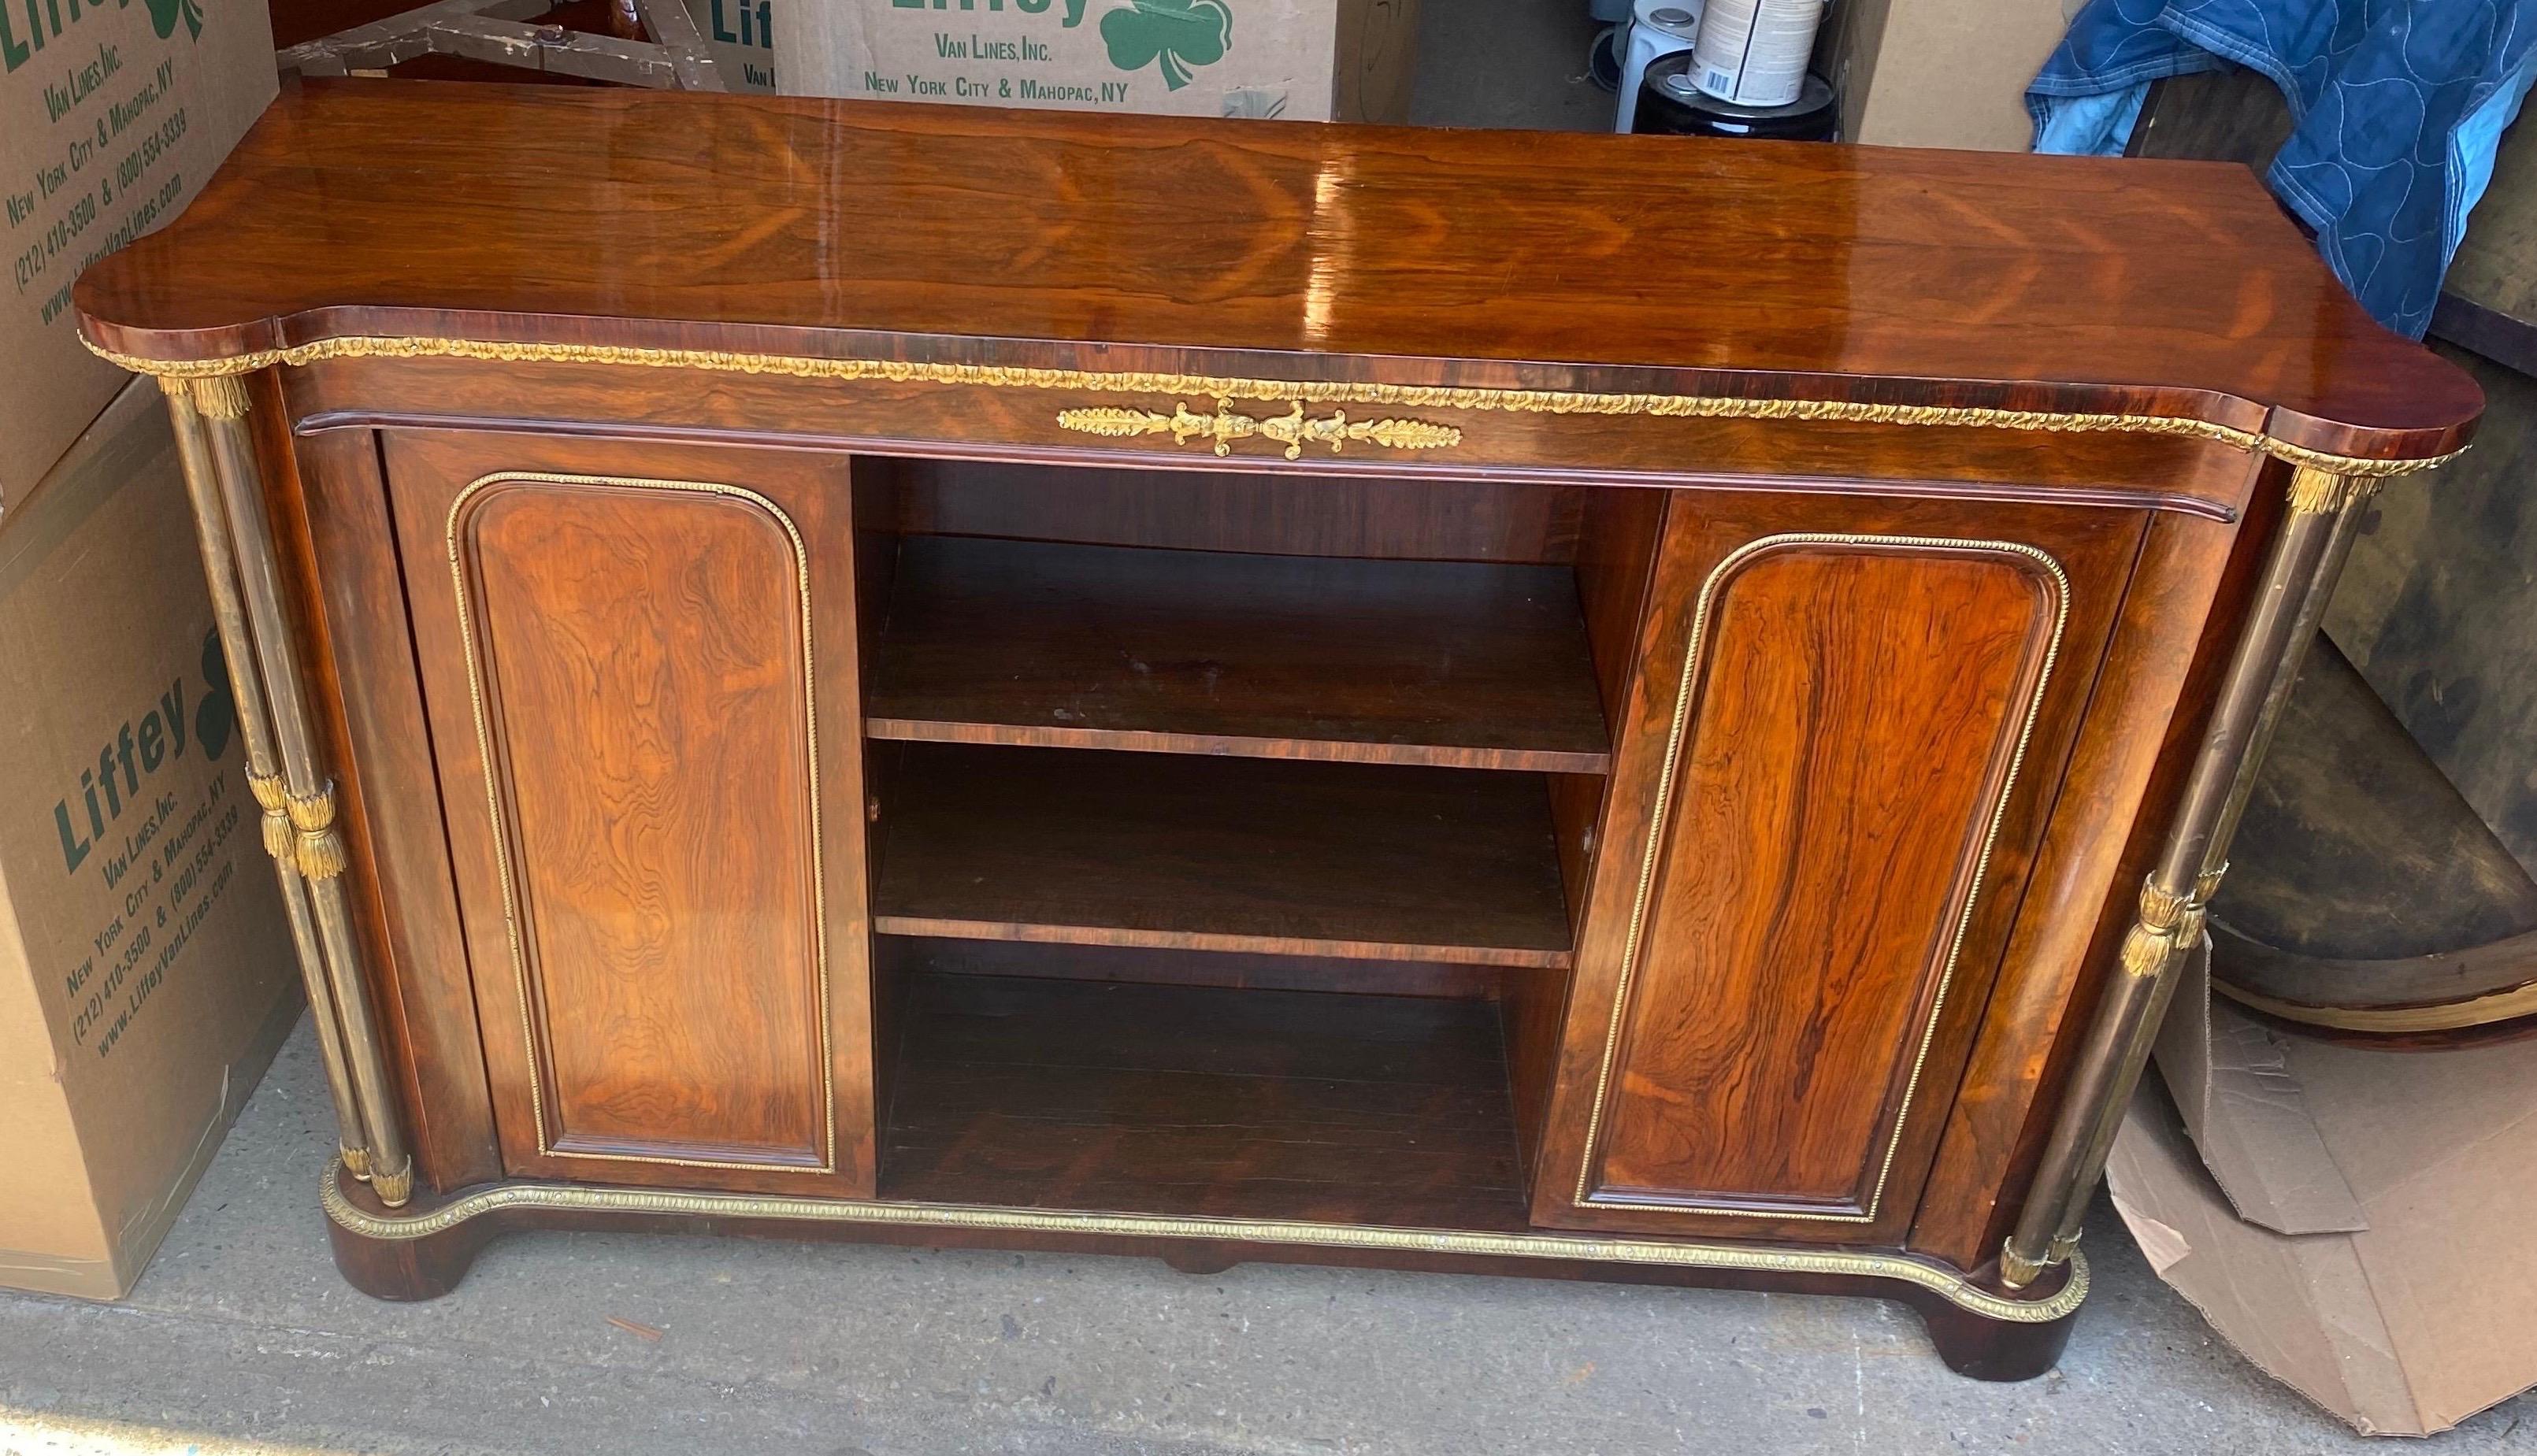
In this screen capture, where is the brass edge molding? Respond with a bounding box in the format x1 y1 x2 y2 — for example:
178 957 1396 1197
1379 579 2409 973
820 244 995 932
83 335 2461 477
317 1170 2087 1324
1571 534 2071 1223
446 471 839 1176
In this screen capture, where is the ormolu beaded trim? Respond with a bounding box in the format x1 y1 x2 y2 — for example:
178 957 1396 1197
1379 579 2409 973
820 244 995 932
83 334 2461 476
318 1170 2088 1323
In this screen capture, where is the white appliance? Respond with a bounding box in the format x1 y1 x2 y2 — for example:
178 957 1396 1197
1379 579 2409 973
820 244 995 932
1615 0 1705 133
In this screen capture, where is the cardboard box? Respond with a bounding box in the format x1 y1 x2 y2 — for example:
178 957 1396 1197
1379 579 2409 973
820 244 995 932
686 0 781 91
0 0 276 507
0 377 300 1301
2105 946 2537 1436
777 0 1420 123
1812 0 2074 150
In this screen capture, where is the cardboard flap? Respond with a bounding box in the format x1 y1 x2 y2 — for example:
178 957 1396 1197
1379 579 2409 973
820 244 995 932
2154 940 2368 1234
2109 1091 2418 1433
2117 973 2537 1436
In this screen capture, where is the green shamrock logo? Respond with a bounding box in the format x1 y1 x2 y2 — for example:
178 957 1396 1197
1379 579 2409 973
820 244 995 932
146 0 205 42
1100 0 1231 91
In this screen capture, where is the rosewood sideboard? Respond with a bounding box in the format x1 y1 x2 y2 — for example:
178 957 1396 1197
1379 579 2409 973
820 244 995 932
74 79 2480 1378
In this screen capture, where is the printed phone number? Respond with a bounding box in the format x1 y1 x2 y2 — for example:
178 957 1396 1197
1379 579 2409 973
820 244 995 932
11 106 186 296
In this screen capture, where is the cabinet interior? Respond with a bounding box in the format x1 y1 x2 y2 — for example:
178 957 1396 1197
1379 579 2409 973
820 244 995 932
851 455 1667 1220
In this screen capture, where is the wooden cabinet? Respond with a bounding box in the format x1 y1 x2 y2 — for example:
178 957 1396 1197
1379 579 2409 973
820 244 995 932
73 80 2477 1380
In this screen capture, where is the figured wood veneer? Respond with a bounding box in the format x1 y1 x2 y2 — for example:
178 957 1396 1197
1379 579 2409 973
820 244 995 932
458 480 832 1168
274 413 503 1191
1581 541 2061 1219
1534 492 2144 1246
76 81 2480 465
382 431 880 1199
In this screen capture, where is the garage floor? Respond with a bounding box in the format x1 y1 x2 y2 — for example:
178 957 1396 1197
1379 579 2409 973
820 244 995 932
6 2 2530 1452
1409 0 1619 132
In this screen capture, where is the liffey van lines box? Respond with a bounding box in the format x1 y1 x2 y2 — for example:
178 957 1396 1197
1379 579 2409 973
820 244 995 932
0 0 275 505
688 0 778 91
780 0 1419 123
51 629 236 1055
0 378 299 1300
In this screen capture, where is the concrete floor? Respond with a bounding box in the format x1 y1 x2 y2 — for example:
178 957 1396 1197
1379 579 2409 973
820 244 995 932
6 5 2531 1453
3 1026 2531 1454
1408 0 1619 132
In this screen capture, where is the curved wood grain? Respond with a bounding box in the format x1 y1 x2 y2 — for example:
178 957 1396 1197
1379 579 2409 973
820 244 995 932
460 478 831 1169
1580 539 2061 1221
74 80 2477 464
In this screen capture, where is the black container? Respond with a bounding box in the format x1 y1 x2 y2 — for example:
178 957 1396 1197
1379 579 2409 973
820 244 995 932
1633 54 1837 142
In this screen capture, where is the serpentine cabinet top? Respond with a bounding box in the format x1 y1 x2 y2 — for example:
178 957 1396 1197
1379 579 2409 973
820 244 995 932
75 78 2479 470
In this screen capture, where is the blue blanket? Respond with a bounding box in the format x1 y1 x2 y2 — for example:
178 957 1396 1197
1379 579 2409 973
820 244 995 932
2029 0 2537 338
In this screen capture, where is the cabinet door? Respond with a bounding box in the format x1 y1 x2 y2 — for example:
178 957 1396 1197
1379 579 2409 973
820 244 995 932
1534 493 2140 1242
387 431 876 1197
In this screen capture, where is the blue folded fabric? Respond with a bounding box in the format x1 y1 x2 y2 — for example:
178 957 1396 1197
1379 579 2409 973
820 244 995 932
2029 0 2537 338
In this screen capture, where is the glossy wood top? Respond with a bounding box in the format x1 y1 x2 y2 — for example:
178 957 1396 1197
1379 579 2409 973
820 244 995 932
77 79 2478 462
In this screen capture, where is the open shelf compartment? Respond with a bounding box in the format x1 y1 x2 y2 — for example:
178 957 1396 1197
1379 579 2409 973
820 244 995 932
876 964 1533 1231
870 742 1577 968
851 460 1650 1225
864 535 1612 772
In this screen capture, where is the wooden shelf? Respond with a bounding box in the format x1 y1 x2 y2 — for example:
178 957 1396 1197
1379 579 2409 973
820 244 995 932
865 536 1611 772
871 743 1575 968
878 969 1530 1230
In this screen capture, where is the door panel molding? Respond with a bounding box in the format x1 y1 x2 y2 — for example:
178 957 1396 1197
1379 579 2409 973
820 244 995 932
1572 533 2069 1221
447 470 837 1175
